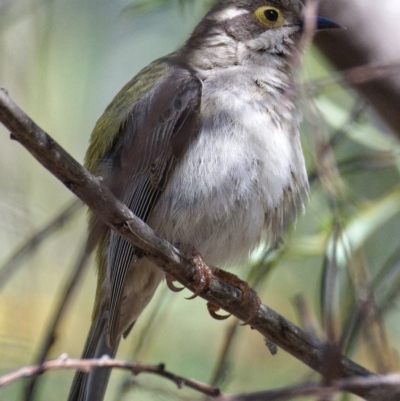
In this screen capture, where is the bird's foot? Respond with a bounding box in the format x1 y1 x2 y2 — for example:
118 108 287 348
208 269 261 325
186 251 212 300
167 247 260 325
166 247 212 299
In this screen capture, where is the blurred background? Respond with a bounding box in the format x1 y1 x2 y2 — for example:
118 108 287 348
1 0 400 400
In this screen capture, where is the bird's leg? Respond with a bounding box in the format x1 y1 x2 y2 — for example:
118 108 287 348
166 247 260 325
185 251 212 300
209 268 261 325
165 246 212 298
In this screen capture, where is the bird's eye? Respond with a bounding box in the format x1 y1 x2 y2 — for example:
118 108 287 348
254 6 284 28
264 9 279 22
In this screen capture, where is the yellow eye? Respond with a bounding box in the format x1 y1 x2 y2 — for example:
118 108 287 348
254 6 284 28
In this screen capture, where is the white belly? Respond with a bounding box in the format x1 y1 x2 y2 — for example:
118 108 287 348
150 72 308 267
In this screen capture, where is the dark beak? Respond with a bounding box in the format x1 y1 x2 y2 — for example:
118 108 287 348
316 16 342 31
295 16 343 32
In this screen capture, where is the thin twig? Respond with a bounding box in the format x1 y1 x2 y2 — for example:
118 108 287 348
0 199 82 289
341 245 400 356
299 0 320 52
346 251 393 374
307 100 369 187
214 372 400 401
305 62 400 97
293 295 320 340
210 319 240 387
24 244 91 401
0 356 221 397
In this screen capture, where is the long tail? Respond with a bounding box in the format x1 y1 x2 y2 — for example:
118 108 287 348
67 312 120 401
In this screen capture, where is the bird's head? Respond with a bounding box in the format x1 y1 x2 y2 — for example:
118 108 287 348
182 0 339 70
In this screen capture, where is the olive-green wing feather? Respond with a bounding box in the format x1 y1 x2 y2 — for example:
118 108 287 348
102 66 202 345
84 56 176 173
84 57 181 328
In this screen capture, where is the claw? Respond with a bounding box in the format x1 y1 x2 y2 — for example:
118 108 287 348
207 302 231 320
166 275 184 292
213 268 261 326
185 292 200 300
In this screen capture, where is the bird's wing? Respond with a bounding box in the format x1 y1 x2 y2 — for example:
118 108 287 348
104 68 202 345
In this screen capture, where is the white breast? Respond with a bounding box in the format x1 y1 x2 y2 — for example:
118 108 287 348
151 66 308 267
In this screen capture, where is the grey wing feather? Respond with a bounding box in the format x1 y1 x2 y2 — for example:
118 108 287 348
67 311 119 401
105 69 202 345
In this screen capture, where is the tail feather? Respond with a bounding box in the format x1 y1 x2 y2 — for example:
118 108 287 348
68 313 120 401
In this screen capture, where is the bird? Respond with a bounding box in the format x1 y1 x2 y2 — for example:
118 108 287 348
68 1 339 400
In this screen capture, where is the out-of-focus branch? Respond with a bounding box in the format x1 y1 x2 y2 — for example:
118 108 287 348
315 0 400 136
3 356 400 401
210 319 240 387
214 372 400 401
24 245 91 401
0 88 381 399
0 356 221 397
0 199 82 289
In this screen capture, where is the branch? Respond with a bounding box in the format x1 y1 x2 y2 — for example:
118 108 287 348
0 88 375 399
215 373 400 401
314 0 400 136
24 246 91 400
305 62 400 97
0 356 220 397
0 199 82 289
2 356 400 401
